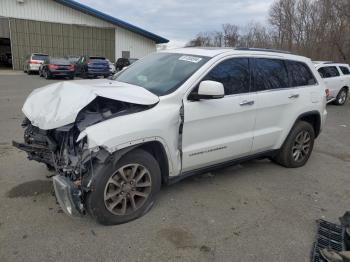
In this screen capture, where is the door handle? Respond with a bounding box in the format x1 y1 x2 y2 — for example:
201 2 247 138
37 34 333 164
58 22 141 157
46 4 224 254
240 100 254 106
288 94 299 99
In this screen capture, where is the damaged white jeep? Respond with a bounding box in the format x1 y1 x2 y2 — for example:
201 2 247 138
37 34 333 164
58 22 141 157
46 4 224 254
14 48 327 225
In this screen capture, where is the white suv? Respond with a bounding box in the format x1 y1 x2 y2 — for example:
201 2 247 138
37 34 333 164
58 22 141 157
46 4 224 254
14 48 327 225
314 62 350 105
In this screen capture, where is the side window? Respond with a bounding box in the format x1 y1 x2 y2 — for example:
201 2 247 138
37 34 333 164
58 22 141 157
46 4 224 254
254 58 289 91
203 58 250 95
286 60 317 86
318 66 340 78
339 66 350 75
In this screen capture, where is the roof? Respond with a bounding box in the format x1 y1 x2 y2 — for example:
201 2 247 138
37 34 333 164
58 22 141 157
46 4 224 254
314 61 350 68
163 47 309 61
54 0 169 44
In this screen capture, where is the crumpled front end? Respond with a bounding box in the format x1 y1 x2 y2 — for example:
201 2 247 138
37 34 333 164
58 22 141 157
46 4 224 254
13 94 154 216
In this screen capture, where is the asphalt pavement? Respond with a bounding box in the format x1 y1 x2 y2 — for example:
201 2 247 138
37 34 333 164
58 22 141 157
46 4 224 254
0 71 350 262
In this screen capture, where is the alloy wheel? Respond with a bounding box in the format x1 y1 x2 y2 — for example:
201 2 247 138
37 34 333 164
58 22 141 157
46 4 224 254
292 130 311 162
104 164 152 216
338 90 347 104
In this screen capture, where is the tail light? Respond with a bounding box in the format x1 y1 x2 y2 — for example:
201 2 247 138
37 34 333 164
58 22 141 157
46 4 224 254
48 64 58 70
30 60 39 64
325 88 330 97
68 64 75 71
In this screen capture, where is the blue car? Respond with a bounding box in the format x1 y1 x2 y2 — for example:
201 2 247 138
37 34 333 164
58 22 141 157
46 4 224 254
76 56 111 78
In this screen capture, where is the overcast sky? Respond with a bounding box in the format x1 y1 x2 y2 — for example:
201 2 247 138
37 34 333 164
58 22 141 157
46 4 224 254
77 0 274 48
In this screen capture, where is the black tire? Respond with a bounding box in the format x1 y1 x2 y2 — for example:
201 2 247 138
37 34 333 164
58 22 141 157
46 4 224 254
273 121 315 168
27 70 31 75
44 70 51 79
68 75 74 80
86 149 161 225
333 88 348 105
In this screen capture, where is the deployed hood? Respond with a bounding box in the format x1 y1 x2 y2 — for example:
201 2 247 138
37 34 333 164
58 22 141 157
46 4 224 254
22 79 159 130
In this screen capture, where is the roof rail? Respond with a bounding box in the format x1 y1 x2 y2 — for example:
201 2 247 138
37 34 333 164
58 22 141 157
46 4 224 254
234 47 292 54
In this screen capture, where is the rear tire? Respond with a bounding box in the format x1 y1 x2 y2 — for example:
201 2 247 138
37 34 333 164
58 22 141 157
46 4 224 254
333 88 348 105
86 149 161 225
273 121 315 168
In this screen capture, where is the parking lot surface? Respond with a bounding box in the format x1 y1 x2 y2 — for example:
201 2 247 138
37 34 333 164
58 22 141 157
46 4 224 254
0 71 350 262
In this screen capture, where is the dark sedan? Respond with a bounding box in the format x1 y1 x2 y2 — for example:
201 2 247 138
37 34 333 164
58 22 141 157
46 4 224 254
75 56 111 78
39 57 75 79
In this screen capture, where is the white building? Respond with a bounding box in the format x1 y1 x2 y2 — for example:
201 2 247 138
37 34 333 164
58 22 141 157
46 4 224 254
0 0 168 70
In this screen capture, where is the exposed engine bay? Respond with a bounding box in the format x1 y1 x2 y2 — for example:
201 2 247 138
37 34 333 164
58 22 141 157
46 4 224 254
13 97 152 215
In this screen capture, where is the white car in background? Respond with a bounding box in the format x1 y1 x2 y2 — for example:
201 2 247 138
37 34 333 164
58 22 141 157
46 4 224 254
314 62 350 105
14 48 327 225
23 53 48 74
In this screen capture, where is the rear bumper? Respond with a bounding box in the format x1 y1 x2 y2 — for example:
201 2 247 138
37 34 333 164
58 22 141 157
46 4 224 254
49 70 74 77
52 175 83 217
28 64 40 71
87 70 111 76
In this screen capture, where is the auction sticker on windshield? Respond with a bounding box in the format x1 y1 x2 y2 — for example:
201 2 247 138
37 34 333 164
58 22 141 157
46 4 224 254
179 56 203 63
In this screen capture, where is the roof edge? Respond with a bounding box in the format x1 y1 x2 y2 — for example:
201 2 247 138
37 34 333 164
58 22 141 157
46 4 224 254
54 0 169 44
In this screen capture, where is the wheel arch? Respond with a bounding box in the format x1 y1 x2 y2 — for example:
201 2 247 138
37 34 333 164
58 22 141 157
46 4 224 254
294 111 321 138
105 140 171 186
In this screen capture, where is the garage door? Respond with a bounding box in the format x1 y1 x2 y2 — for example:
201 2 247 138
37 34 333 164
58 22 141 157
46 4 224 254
9 18 115 70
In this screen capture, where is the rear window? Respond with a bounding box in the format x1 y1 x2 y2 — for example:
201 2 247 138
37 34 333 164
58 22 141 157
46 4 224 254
32 54 48 61
339 66 350 75
286 60 317 86
318 66 340 78
90 57 106 60
254 58 289 91
50 58 70 64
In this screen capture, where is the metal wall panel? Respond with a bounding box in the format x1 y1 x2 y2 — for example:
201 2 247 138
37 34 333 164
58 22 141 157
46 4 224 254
10 18 115 70
115 26 156 59
0 17 10 38
0 0 113 28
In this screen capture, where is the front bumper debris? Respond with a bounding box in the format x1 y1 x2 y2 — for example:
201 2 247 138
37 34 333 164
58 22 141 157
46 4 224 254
52 175 84 217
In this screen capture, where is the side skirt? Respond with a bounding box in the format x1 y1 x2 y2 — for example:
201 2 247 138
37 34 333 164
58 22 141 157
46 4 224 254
167 150 278 185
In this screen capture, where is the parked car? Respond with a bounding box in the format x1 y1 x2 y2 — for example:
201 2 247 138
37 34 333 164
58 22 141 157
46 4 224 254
14 48 327 225
75 56 111 78
65 55 81 65
39 57 75 79
314 62 350 105
24 53 48 74
115 58 138 71
106 59 116 74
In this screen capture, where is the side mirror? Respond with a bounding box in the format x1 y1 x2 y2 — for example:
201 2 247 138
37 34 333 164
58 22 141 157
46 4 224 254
192 80 225 100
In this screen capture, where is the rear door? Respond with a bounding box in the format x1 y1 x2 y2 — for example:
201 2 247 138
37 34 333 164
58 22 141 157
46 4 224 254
251 58 318 152
317 66 342 98
182 57 256 172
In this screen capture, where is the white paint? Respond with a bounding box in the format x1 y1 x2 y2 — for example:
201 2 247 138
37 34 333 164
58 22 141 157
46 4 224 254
22 48 327 177
314 63 350 99
115 27 156 59
22 79 159 130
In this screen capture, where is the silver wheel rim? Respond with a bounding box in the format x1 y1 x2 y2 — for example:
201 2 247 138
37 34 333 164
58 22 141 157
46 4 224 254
338 90 347 104
104 164 152 216
292 131 311 162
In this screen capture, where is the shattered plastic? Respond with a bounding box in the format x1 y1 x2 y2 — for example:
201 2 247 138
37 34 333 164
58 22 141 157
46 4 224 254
22 79 159 130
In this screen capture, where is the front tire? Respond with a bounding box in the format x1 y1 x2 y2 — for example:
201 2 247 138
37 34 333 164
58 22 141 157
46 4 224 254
86 149 161 225
273 121 315 168
333 88 348 105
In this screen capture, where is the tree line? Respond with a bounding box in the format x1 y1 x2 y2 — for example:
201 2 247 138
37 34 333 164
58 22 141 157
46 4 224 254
186 0 350 63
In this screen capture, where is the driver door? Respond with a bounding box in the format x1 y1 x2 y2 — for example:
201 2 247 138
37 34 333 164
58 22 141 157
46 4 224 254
181 58 256 172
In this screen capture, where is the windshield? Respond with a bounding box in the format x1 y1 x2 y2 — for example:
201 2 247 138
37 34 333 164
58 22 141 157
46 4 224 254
113 53 210 96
